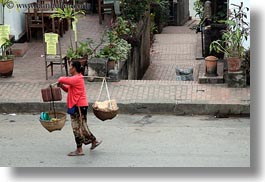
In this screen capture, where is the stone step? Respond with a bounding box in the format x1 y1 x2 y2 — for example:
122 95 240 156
198 62 224 84
11 42 29 57
227 71 247 88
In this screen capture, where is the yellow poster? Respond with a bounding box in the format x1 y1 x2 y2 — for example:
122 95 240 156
45 33 58 43
72 20 78 42
46 42 57 55
0 25 10 46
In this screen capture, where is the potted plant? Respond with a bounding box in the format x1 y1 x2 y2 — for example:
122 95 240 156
0 38 14 77
112 17 138 46
96 31 131 71
205 55 218 76
210 2 249 72
66 40 93 75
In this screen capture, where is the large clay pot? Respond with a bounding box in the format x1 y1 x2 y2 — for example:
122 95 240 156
227 57 241 72
205 56 218 76
0 59 14 77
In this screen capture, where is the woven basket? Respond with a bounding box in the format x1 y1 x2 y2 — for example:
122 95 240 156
92 105 119 121
40 111 67 132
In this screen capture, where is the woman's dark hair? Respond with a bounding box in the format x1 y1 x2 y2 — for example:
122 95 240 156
71 61 84 74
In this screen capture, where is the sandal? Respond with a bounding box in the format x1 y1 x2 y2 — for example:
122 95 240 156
90 140 102 150
67 151 85 156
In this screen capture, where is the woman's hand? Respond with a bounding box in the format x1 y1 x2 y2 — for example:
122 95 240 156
57 83 63 88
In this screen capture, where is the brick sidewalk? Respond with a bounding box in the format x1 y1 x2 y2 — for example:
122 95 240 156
0 16 250 114
0 80 250 105
143 20 202 81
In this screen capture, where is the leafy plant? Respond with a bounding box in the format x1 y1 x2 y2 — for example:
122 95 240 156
112 17 137 38
96 31 131 62
120 0 150 22
76 40 93 57
66 39 93 60
194 0 204 20
210 2 250 58
51 7 85 49
0 38 13 61
66 47 82 60
151 0 170 27
191 0 206 32
212 4 227 23
51 7 85 21
150 13 157 34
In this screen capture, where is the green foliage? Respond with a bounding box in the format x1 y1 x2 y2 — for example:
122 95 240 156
76 40 93 57
112 17 137 38
66 39 93 60
212 4 227 23
194 0 204 19
151 0 170 25
150 13 157 34
50 7 85 21
66 47 82 60
96 31 131 62
120 0 150 22
210 2 250 58
51 7 85 51
0 38 13 61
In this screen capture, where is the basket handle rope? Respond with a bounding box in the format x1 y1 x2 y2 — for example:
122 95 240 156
96 78 113 109
50 85 57 118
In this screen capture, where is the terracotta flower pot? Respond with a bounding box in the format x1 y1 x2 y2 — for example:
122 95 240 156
227 57 241 72
0 59 14 77
205 56 218 76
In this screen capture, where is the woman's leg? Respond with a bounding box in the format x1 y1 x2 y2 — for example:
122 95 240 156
79 107 96 144
68 113 84 156
80 107 102 150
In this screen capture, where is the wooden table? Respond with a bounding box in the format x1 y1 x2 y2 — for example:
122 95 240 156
24 10 57 41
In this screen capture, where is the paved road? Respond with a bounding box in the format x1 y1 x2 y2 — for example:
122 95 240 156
0 113 250 167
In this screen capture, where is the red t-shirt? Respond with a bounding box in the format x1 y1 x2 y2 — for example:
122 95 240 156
58 74 88 108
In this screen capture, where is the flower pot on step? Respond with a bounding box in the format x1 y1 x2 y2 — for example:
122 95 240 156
0 59 14 77
205 56 218 77
227 57 241 72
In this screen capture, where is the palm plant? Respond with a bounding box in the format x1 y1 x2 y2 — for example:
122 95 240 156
210 2 250 71
210 2 249 58
0 38 12 60
51 7 85 49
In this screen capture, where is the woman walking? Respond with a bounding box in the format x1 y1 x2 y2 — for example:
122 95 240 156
58 61 101 156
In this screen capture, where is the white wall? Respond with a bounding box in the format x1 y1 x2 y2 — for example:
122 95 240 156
189 0 197 19
1 0 36 40
229 0 250 49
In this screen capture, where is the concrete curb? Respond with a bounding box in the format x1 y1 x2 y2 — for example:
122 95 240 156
0 102 250 116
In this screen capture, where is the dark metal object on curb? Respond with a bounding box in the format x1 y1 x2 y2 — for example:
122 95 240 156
108 69 120 82
176 67 194 81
